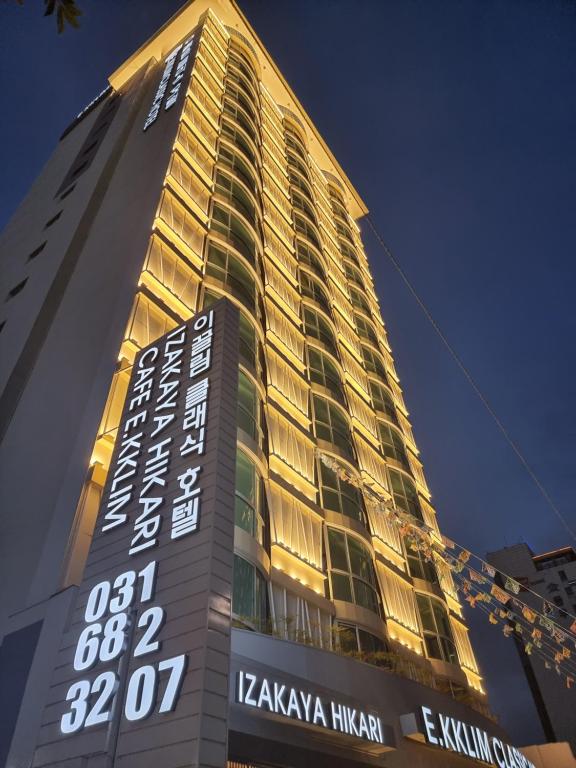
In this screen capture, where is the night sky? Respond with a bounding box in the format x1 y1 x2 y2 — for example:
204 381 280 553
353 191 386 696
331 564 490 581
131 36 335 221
1 0 575 747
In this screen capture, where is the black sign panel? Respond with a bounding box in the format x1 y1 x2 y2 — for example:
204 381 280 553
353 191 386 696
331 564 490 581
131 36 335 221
32 298 239 768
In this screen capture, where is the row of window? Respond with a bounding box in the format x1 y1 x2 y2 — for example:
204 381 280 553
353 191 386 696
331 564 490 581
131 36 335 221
231 540 455 666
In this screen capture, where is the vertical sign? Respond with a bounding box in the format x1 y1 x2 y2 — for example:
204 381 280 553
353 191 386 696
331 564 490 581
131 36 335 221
32 298 239 768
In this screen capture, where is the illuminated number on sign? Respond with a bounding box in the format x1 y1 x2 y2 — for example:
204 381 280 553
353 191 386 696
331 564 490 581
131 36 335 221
109 571 136 613
74 624 102 671
99 613 129 663
138 560 157 602
125 665 157 721
61 680 90 733
60 672 118 734
134 607 165 657
82 561 157 623
124 655 187 721
85 582 111 622
84 671 118 727
158 654 187 713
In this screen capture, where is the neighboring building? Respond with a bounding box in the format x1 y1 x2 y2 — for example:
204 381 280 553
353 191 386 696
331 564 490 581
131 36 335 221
488 543 576 753
0 1 532 766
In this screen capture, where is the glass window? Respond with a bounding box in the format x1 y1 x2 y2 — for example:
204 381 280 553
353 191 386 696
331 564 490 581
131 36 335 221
416 594 458 665
339 240 360 265
223 96 258 142
406 543 438 583
294 213 321 250
286 151 310 181
361 345 387 380
215 170 256 225
327 529 381 616
211 203 257 267
303 306 338 356
297 240 325 278
237 370 261 446
292 190 317 223
344 260 364 289
313 394 355 459
350 286 372 315
335 623 387 656
318 460 366 523
300 271 331 314
235 449 265 545
336 220 355 245
308 347 345 402
221 119 257 166
389 469 422 521
218 145 257 193
289 171 314 203
232 554 267 631
355 314 379 346
369 380 396 421
206 242 256 312
285 132 308 161
378 422 408 467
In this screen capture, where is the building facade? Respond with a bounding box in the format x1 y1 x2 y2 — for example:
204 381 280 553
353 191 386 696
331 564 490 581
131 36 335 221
0 1 532 766
488 543 576 753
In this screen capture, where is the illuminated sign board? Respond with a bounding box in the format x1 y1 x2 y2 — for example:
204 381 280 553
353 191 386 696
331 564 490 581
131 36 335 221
32 299 239 767
402 706 536 768
236 670 389 747
143 34 196 131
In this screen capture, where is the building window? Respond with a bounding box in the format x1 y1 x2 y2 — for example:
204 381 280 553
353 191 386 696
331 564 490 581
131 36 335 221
223 94 258 141
355 313 379 346
27 242 47 262
218 145 257 193
406 544 438 583
221 119 257 167
294 213 321 251
6 278 28 301
296 240 325 278
389 469 422 520
292 190 317 224
205 242 256 312
344 260 364 289
335 622 387 655
318 460 366 524
335 220 355 246
369 380 396 421
312 394 355 459
349 286 371 315
416 594 458 665
327 528 381 616
211 203 258 267
361 345 387 380
214 170 257 225
303 306 338 357
237 370 263 447
235 449 265 545
289 171 314 203
286 152 311 182
339 240 360 265
44 210 63 229
300 271 331 315
232 554 267 631
377 422 408 468
308 347 345 402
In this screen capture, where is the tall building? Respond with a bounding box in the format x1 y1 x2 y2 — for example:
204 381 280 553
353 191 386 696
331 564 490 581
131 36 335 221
488 543 576 753
0 2 533 766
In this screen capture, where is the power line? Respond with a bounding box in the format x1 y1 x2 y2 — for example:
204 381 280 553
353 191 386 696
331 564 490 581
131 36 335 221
364 214 576 545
